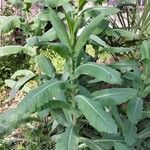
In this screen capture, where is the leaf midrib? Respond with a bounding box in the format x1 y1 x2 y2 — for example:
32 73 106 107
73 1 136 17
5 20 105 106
132 97 141 122
20 81 63 108
67 127 73 150
93 92 126 100
80 96 114 131
76 63 117 81
1 17 19 32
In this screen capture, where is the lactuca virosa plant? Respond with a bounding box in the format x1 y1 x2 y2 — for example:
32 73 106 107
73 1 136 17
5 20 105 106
0 0 149 149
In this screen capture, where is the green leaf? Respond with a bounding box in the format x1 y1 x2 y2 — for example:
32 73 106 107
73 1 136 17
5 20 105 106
48 7 71 48
79 0 87 10
141 40 150 60
141 59 150 84
142 85 150 97
79 137 103 150
11 70 34 79
73 15 83 36
0 46 36 57
123 71 142 89
138 127 150 139
142 111 150 119
8 0 23 7
122 120 137 146
5 80 16 88
76 95 118 134
50 109 67 124
48 43 71 59
104 47 134 54
0 16 21 33
39 28 57 42
109 60 139 73
78 85 92 98
26 36 40 47
93 137 122 150
127 97 143 124
56 126 78 150
35 54 55 77
36 11 52 21
65 13 74 34
62 2 74 13
89 34 108 48
5 79 31 93
74 63 122 84
92 88 137 106
114 142 131 150
75 7 119 54
7 74 35 102
74 13 105 55
44 0 70 8
40 100 71 110
114 29 137 40
0 80 64 136
83 7 119 17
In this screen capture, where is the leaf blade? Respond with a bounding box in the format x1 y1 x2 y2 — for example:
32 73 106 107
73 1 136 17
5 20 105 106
0 80 64 136
92 88 137 106
35 53 55 77
74 63 122 84
74 13 105 55
0 46 36 57
76 95 118 133
56 126 78 150
127 97 143 124
79 137 103 150
48 7 71 48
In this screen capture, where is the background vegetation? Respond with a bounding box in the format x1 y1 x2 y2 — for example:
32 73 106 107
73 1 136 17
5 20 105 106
0 0 149 149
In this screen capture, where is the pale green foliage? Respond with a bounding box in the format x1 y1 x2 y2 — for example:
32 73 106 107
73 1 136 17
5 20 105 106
92 88 137 106
0 46 36 57
127 97 143 124
0 80 64 136
35 53 55 77
0 1 149 150
56 126 78 150
76 95 118 133
0 16 21 33
74 62 122 84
